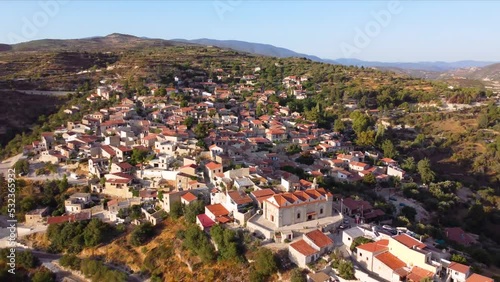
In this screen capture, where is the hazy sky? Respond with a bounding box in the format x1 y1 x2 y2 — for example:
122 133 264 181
1 1 499 62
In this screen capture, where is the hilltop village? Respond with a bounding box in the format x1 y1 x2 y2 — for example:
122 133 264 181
10 65 496 282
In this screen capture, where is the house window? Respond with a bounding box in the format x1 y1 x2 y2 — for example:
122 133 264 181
359 253 362 257
271 215 274 222
297 213 301 219
320 208 323 214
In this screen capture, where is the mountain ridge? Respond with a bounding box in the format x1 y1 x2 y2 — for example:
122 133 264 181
2 33 498 72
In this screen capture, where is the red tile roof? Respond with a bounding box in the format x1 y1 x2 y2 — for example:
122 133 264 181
266 188 330 208
342 198 373 211
205 204 229 217
227 191 253 205
181 192 198 202
393 234 426 249
305 230 333 248
197 214 215 228
407 266 434 282
205 162 222 170
216 215 231 224
116 162 133 169
448 262 470 274
356 239 389 253
290 239 318 256
139 189 157 198
445 227 476 245
251 188 275 198
47 211 91 224
375 252 406 271
101 145 116 156
466 274 494 282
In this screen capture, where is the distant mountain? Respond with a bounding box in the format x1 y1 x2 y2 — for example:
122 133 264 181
3 34 497 74
440 63 500 81
172 38 325 62
175 38 497 73
335 58 496 72
1 33 186 52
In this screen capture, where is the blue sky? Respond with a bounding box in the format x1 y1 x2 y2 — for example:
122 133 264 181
1 1 499 62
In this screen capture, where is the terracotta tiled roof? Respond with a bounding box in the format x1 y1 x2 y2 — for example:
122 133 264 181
205 162 222 170
393 234 426 249
181 192 198 202
407 266 434 282
227 191 253 205
197 214 215 228
249 188 272 197
375 252 406 271
356 239 389 253
342 198 373 211
216 215 231 224
116 162 133 169
448 262 470 274
205 204 229 217
101 145 116 156
305 230 333 248
466 274 494 282
290 239 318 256
266 188 330 208
445 227 476 245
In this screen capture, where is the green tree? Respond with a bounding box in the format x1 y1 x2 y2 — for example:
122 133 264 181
83 218 104 247
417 158 435 184
129 223 154 247
155 88 166 97
184 200 205 223
290 268 306 282
32 268 56 282
183 224 216 263
12 159 29 175
334 119 346 133
193 122 211 139
337 260 355 280
350 111 370 134
400 206 417 222
465 203 486 230
401 157 416 172
478 113 489 129
363 173 376 186
357 130 376 147
17 250 39 269
381 139 397 159
451 254 467 264
286 144 302 155
183 116 195 129
253 248 277 277
20 196 36 213
59 254 82 270
170 201 184 219
130 148 148 165
413 134 426 147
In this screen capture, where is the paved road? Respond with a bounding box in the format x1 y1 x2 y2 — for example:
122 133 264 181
0 153 23 177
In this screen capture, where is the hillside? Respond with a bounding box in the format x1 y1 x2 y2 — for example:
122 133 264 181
463 62 500 81
173 38 325 62
4 34 496 73
2 33 186 52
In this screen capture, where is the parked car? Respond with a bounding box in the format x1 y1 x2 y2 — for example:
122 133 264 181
382 225 393 231
389 196 397 201
399 202 406 207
